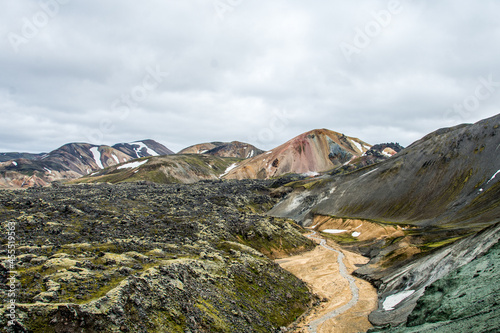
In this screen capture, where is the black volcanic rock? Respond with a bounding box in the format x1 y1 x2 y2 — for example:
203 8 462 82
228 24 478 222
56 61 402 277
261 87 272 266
0 180 314 332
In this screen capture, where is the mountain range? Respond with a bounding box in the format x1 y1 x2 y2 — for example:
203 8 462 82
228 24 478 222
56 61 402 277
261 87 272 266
0 140 173 188
0 132 400 188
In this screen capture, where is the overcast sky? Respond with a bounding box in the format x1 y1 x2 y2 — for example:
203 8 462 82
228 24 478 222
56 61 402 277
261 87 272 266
1 0 500 153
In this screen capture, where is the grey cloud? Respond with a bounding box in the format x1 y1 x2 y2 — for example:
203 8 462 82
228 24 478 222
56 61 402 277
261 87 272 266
1 0 499 153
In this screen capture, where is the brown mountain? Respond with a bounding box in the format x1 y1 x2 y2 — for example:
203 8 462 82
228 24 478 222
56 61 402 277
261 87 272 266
178 141 264 159
222 129 372 180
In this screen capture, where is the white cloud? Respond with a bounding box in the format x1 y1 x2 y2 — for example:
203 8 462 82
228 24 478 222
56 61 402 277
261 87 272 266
1 0 499 153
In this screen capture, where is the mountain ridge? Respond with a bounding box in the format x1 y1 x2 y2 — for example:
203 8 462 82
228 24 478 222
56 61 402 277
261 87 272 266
0 140 173 188
178 141 264 159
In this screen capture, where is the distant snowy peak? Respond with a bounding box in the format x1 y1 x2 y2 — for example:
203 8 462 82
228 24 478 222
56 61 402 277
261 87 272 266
113 139 174 159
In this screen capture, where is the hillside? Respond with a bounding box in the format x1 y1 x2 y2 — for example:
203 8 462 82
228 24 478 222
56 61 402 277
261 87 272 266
223 129 373 180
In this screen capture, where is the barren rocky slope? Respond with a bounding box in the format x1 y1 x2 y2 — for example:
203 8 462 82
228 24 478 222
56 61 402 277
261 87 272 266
0 180 314 332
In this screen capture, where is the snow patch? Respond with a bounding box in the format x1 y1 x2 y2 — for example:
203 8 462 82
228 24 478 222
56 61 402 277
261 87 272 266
322 229 347 234
117 160 148 169
383 290 415 311
359 168 379 179
220 163 238 177
12 161 17 166
382 151 392 157
132 141 159 157
487 170 500 184
44 167 52 174
112 154 120 164
90 147 104 169
265 151 273 155
246 150 255 158
352 232 361 237
329 186 337 194
350 140 363 152
200 150 208 154
302 171 320 177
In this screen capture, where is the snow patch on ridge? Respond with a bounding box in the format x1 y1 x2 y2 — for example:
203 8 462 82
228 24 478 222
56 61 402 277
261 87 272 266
117 160 148 169
12 161 17 166
133 141 159 157
90 147 104 169
112 154 120 164
350 140 363 152
487 170 500 184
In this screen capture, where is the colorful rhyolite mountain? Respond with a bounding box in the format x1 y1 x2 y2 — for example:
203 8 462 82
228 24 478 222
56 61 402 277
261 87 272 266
178 141 264 159
222 129 374 179
0 140 173 188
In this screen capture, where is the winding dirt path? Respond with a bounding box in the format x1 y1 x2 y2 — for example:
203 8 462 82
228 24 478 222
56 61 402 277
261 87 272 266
277 231 377 333
306 232 360 332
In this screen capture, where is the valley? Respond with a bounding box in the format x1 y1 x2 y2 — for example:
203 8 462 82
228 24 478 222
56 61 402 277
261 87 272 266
278 231 377 333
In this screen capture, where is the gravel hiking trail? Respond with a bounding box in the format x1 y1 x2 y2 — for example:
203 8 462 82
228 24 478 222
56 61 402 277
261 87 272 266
277 231 377 333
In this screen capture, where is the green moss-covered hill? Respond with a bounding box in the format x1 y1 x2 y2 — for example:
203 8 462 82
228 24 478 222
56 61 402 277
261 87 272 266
73 154 241 185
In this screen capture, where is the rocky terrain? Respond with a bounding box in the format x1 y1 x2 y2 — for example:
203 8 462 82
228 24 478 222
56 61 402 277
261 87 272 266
179 141 264 159
223 129 373 180
269 114 500 328
0 140 173 189
0 179 314 332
